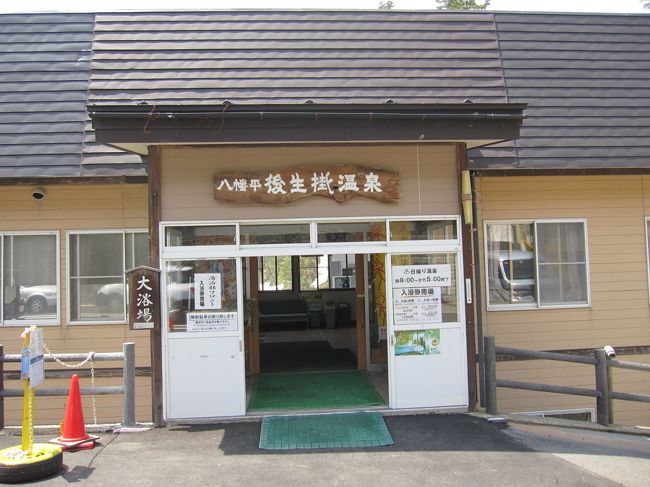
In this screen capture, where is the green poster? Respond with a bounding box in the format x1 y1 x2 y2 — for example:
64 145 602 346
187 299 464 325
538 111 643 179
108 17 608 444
395 329 440 356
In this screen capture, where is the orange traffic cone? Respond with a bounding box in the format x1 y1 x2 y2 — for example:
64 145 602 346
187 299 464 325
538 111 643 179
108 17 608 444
50 374 99 450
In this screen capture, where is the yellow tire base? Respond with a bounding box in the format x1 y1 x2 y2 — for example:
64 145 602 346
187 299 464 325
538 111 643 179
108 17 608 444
0 443 63 483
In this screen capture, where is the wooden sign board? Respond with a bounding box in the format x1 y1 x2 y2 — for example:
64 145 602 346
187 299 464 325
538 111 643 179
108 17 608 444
214 164 399 204
126 266 161 331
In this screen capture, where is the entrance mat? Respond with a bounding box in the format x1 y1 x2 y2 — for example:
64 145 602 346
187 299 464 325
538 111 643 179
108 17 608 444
248 371 385 412
259 412 394 450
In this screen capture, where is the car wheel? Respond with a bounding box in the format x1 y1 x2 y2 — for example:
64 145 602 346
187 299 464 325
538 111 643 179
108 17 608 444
27 296 47 315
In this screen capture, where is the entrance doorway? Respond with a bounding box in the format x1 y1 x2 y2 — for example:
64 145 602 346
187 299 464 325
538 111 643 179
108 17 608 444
160 217 468 420
245 253 387 412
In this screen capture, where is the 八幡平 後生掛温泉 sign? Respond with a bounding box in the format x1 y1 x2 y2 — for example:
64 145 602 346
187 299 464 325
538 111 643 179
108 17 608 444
214 164 399 204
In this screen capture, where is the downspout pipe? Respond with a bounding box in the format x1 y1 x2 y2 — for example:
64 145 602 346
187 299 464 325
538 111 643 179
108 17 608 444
470 172 486 407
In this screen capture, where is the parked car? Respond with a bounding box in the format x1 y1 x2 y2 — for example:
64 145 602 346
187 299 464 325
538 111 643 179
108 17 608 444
20 285 57 315
488 250 535 302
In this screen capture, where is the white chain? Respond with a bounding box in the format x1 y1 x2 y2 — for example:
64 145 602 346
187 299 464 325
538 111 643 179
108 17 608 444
42 342 98 425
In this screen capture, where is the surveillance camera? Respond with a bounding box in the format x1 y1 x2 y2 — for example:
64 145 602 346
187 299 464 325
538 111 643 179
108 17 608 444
604 345 616 358
31 188 46 201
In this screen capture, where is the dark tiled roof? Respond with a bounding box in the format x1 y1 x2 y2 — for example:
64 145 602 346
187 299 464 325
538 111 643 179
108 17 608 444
470 12 650 170
2 10 650 177
88 10 505 105
0 13 94 177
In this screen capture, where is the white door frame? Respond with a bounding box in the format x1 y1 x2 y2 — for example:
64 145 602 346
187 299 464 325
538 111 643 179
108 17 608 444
159 216 466 418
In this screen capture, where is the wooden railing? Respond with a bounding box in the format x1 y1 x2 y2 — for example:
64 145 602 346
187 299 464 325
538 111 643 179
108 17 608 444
0 342 135 429
484 336 650 426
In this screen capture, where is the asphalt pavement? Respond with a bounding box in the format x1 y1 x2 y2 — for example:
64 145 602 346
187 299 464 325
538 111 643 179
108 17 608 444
1 414 648 486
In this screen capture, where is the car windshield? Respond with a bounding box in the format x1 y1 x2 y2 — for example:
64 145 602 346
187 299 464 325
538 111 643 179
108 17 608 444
502 258 534 280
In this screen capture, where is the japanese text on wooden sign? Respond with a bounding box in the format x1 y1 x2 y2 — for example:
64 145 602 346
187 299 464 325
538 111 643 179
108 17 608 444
214 164 399 204
127 266 161 331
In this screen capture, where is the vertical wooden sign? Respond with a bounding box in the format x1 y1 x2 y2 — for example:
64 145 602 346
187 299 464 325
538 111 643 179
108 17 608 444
126 266 161 330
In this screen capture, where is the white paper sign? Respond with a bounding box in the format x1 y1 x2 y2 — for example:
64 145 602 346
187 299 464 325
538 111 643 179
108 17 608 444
393 287 442 325
194 273 222 310
28 328 45 388
392 264 451 288
187 312 238 332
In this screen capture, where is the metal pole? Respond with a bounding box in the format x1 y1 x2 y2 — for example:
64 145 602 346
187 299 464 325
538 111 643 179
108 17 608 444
123 342 136 426
595 348 610 426
470 173 486 407
484 336 497 415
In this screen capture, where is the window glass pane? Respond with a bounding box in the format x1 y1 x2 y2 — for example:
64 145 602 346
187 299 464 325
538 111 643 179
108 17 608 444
71 234 122 277
258 256 293 291
126 232 149 269
166 259 238 333
537 222 586 264
391 252 458 324
538 263 588 305
165 226 236 246
390 220 457 241
299 255 329 291
537 222 588 306
240 224 310 245
317 221 386 243
486 223 536 306
330 254 356 288
69 233 124 322
3 234 57 321
75 277 124 321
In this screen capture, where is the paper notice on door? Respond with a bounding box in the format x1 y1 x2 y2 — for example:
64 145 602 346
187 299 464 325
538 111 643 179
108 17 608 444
393 287 442 325
187 312 237 332
194 273 222 310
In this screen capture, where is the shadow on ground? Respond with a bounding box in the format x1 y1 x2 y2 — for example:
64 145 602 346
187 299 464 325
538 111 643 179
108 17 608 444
167 414 534 455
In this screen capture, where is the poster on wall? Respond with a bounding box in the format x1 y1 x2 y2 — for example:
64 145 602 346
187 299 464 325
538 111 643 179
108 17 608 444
186 312 238 332
395 329 441 356
194 273 222 310
393 287 442 325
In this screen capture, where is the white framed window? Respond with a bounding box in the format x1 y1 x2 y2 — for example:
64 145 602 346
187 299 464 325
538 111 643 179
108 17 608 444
485 220 590 310
68 230 149 324
1 232 59 326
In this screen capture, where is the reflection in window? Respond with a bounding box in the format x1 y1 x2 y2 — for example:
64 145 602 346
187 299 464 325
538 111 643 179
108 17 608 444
167 259 238 333
69 231 149 322
390 220 457 241
2 234 58 323
486 223 536 306
486 221 589 308
317 221 386 243
240 224 310 245
165 225 236 246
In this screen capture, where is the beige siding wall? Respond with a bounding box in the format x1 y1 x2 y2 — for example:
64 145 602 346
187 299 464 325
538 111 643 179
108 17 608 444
160 144 460 221
0 184 151 426
478 175 650 426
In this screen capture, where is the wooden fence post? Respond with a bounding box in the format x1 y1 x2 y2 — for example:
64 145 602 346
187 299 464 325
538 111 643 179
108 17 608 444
595 348 610 426
0 345 4 430
123 342 136 426
484 336 497 415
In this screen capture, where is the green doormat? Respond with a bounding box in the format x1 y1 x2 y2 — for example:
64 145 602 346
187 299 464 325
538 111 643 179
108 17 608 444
248 371 385 412
259 412 394 450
